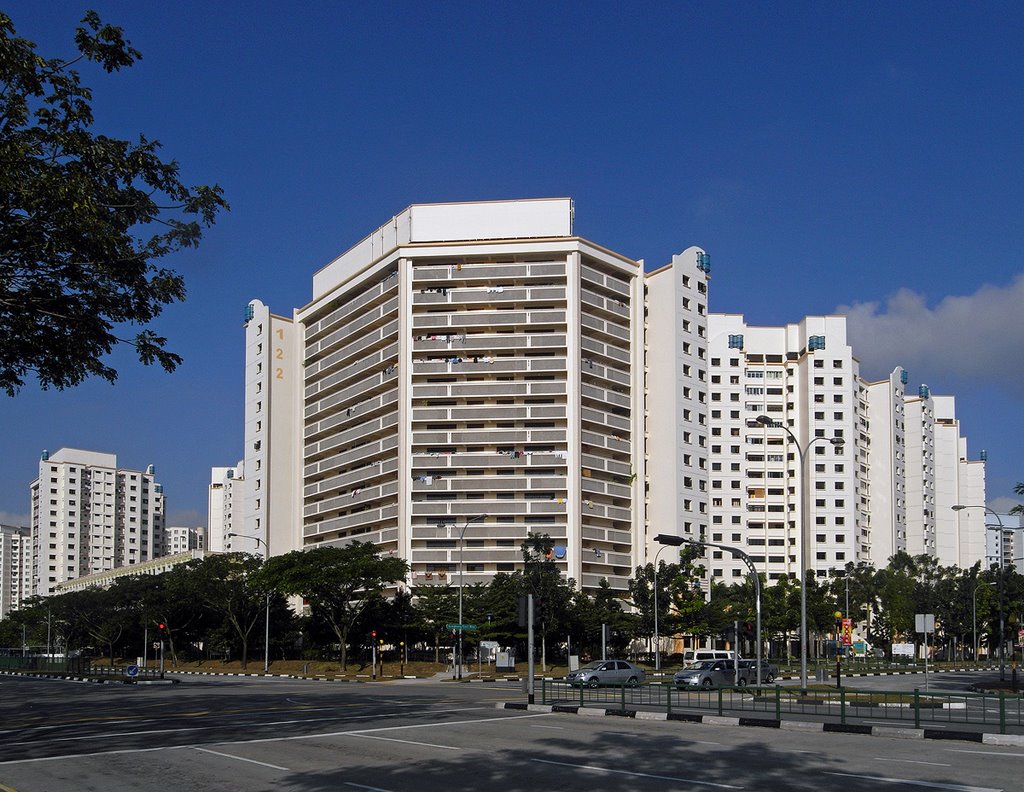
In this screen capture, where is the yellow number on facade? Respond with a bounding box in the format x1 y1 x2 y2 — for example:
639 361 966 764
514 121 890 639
275 348 284 360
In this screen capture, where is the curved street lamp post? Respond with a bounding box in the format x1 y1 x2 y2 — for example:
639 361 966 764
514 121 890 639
756 415 844 693
452 515 485 680
655 533 762 686
652 543 670 672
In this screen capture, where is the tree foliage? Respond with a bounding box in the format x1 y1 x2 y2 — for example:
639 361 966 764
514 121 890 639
0 10 228 394
264 542 408 669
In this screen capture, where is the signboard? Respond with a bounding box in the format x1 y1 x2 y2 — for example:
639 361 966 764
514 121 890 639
841 618 853 646
1018 628 1024 645
445 623 478 631
126 665 139 678
892 643 915 657
914 613 935 634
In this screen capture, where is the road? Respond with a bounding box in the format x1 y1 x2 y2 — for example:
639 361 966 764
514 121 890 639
0 673 1020 792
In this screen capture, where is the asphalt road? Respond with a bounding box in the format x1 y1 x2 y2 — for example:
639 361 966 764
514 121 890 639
0 673 1020 792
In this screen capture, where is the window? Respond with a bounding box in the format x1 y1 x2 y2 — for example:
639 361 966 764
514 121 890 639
808 335 825 351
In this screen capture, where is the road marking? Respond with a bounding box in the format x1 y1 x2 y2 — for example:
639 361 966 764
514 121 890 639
872 758 952 767
824 771 1000 791
0 707 530 765
949 749 1024 758
533 725 564 730
193 747 289 771
530 758 743 789
344 783 394 792
348 733 460 750
2 705 498 749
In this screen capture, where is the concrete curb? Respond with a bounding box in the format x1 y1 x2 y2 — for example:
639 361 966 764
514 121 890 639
0 669 176 685
495 701 1024 746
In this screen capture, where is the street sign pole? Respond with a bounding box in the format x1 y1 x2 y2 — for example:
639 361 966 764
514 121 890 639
527 594 535 704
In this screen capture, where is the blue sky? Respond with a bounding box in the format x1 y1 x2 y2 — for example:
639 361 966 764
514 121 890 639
2 1 1021 526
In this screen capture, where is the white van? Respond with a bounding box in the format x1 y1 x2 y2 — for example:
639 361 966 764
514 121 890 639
682 649 736 664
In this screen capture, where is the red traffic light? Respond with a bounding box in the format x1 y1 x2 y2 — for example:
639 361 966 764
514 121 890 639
158 623 166 630
371 630 377 638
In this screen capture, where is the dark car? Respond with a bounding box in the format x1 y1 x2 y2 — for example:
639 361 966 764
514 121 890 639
738 659 778 684
674 659 745 688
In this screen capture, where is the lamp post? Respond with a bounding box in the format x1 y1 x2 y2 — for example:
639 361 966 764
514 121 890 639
757 414 844 693
973 580 995 664
652 543 671 672
227 532 271 674
453 514 485 680
952 505 1012 680
656 533 762 686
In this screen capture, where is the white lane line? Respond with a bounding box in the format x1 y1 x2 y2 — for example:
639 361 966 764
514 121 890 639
533 725 564 730
872 758 952 767
4 705 497 748
0 705 501 764
348 733 460 750
530 758 743 789
345 783 394 792
824 771 1000 792
949 749 1024 757
193 747 290 771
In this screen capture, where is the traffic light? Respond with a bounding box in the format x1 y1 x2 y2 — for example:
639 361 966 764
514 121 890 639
371 630 377 639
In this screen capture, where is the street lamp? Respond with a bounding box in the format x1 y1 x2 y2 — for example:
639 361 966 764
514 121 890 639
656 533 763 686
952 505 1013 680
756 414 844 693
227 532 271 674
973 580 995 664
451 514 485 680
652 543 671 672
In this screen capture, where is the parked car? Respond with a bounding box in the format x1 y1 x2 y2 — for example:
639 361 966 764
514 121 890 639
738 659 778 684
566 659 646 688
673 659 748 688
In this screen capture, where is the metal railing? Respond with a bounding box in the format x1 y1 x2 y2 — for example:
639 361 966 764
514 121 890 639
541 680 1024 734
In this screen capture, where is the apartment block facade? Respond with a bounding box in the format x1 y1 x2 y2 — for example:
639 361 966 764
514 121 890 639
207 461 246 553
165 526 206 555
701 315 862 583
30 449 165 597
0 524 29 618
644 249 712 585
245 199 651 592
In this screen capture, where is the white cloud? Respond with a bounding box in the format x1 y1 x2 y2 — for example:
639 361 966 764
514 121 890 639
987 497 1022 515
0 511 30 527
837 274 1024 395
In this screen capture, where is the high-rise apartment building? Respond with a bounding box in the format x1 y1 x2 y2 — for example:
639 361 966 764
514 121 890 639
0 524 29 618
703 315 860 583
207 462 245 553
165 525 205 555
644 248 712 586
30 449 165 597
864 367 910 565
245 198 648 592
933 396 987 568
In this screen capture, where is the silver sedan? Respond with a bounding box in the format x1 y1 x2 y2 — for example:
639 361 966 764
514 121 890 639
565 659 646 688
